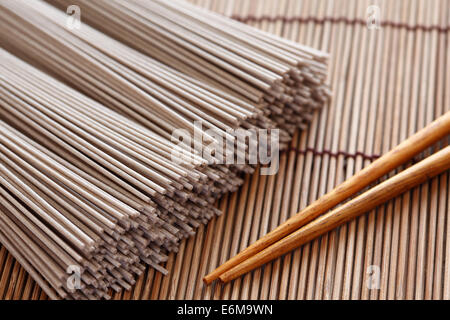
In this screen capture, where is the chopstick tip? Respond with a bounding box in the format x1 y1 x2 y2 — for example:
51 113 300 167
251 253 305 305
203 274 215 285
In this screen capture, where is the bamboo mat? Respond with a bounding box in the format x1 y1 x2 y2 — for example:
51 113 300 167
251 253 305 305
0 0 449 300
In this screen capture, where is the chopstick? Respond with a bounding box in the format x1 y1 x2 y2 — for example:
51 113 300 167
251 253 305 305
204 111 450 284
219 144 450 282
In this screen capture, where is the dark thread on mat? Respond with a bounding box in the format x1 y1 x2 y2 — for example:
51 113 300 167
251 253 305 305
287 147 381 161
231 15 450 33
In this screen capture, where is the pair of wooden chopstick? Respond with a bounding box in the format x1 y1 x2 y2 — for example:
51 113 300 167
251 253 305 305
204 110 450 284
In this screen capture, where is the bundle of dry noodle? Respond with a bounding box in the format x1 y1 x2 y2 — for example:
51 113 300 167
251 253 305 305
0 0 330 299
49 0 331 136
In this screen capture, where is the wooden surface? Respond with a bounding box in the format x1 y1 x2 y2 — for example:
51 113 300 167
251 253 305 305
205 111 450 284
1 0 450 300
220 145 450 282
